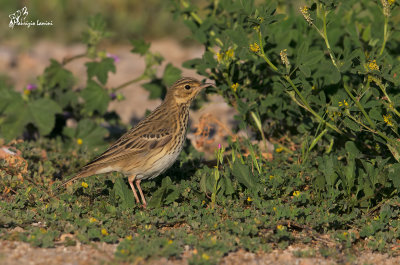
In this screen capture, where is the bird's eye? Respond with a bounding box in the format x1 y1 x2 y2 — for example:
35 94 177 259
184 85 191 90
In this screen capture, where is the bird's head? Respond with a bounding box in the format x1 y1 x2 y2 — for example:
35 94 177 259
167 77 213 104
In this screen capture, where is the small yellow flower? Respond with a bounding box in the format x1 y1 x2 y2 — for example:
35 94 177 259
277 224 284 231
374 216 380 221
77 138 83 145
202 200 206 205
40 228 47 233
368 60 379 71
168 240 173 244
253 25 260 32
293 191 301 197
247 197 253 202
275 147 283 153
126 235 133 240
202 253 210 260
231 83 239 92
217 52 223 62
339 100 349 107
269 175 274 180
311 85 316 90
226 48 234 58
273 207 277 211
145 224 152 230
120 249 125 254
249 42 260 53
388 0 395 5
24 89 31 95
89 217 97 223
31 235 36 239
383 114 393 127
343 232 348 236
81 182 88 188
101 228 109 236
300 6 313 25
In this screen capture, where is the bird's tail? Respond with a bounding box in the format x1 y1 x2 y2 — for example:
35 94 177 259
57 167 97 189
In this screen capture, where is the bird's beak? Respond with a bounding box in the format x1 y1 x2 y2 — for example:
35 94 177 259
198 83 215 90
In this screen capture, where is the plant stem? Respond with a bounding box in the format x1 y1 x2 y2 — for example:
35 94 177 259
379 16 389 56
62 53 86 66
114 75 146 91
343 83 376 129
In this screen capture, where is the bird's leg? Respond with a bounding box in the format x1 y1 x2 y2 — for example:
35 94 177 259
135 179 147 208
128 175 141 205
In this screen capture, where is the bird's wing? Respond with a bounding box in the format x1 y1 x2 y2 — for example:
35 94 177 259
82 120 173 169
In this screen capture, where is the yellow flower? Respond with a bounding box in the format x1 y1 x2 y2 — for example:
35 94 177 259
226 48 234 58
247 197 253 202
202 253 210 260
120 249 125 254
145 224 152 230
300 6 313 25
101 228 109 236
253 25 260 32
383 114 393 126
81 182 88 188
126 235 133 240
374 216 380 221
275 147 283 153
273 207 277 211
89 217 97 223
368 60 379 71
217 52 223 62
343 232 348 236
277 224 284 231
269 175 274 180
293 191 301 197
168 240 173 244
231 83 239 92
77 138 83 145
24 89 31 95
388 0 395 5
339 100 349 107
249 42 260 53
311 85 316 90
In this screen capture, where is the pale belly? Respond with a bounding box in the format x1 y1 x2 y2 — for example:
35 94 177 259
136 150 181 180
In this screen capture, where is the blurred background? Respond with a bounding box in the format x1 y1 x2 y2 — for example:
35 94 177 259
0 0 236 156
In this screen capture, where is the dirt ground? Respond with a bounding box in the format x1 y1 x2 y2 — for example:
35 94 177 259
1 40 399 264
1 239 400 265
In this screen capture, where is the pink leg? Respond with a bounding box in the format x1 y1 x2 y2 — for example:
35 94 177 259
128 176 141 205
135 179 147 208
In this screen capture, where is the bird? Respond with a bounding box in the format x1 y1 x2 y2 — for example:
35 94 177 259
60 77 213 208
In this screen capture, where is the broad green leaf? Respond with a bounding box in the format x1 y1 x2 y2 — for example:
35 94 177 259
130 39 150 55
163 63 182 87
231 161 256 189
29 98 62 136
0 100 29 140
114 178 136 209
86 58 116 85
44 59 75 90
142 81 165 100
81 80 110 114
74 119 109 149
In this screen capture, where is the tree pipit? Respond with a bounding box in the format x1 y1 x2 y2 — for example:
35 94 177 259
60 77 213 208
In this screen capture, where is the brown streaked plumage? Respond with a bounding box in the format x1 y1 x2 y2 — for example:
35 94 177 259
60 77 213 208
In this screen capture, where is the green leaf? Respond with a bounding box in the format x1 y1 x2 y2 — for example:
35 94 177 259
44 59 75 90
0 99 29 140
81 80 110 114
29 98 62 136
73 119 108 149
114 178 136 209
142 81 165 100
343 117 360 132
130 39 150 55
148 177 172 208
299 64 311 77
162 63 182 87
231 161 256 189
86 58 116 85
388 163 400 188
